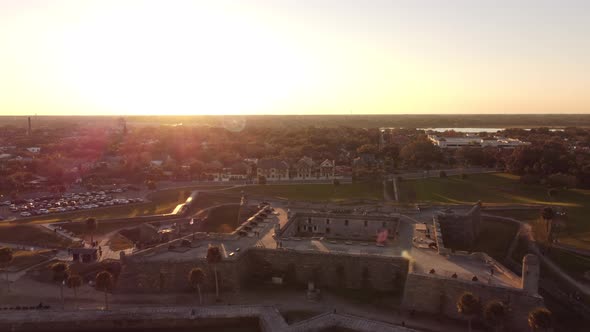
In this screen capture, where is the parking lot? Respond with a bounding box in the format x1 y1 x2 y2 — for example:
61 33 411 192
0 187 145 220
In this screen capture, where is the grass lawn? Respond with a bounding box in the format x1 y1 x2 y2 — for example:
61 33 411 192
224 182 383 202
60 219 150 238
0 224 76 249
7 249 54 272
547 248 590 282
399 173 590 249
106 233 134 251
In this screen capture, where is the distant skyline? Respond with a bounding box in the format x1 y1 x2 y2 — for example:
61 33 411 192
1 0 589 116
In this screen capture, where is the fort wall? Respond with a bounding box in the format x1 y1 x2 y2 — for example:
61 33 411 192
402 270 543 331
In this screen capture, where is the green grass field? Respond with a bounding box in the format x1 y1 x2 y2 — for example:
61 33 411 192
225 182 383 202
399 173 590 250
0 224 76 249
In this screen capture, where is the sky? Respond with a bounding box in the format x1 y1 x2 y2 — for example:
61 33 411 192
0 0 589 116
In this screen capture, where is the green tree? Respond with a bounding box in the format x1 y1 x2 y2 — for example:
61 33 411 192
96 270 114 310
483 300 507 332
86 217 98 244
50 262 69 309
457 292 481 332
66 274 83 309
541 206 555 235
188 267 205 305
206 245 222 300
528 307 552 332
0 247 13 292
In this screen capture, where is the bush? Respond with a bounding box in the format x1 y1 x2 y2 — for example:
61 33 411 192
546 173 577 188
460 173 468 179
520 173 541 185
439 171 447 178
258 176 267 185
333 179 340 186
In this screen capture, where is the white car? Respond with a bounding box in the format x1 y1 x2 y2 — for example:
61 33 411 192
20 212 31 217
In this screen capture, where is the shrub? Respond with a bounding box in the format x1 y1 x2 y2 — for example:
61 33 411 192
439 170 447 178
520 173 541 185
546 173 577 188
460 173 468 179
333 179 340 186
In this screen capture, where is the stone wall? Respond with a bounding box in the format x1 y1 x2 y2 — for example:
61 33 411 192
402 271 543 331
118 248 409 294
280 212 399 242
245 248 408 292
434 202 481 250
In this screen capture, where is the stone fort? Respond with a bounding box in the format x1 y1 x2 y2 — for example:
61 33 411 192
116 202 542 331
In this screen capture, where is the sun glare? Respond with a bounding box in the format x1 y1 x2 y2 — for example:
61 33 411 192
53 2 311 115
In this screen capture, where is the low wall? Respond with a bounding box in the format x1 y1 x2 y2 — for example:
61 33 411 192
402 271 543 331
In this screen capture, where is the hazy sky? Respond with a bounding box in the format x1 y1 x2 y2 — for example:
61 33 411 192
1 0 589 115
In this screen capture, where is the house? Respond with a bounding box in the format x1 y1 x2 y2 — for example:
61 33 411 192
211 162 250 182
150 160 164 168
26 147 41 153
293 156 315 179
256 158 289 181
319 159 336 178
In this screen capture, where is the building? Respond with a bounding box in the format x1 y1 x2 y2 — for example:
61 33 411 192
428 135 529 149
293 156 314 179
26 147 41 154
292 157 336 180
256 158 289 181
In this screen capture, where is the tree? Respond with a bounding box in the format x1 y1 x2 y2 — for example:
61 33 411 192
457 292 481 332
146 180 157 190
528 307 552 332
51 262 69 310
400 138 441 168
206 245 222 300
86 217 98 244
66 274 83 309
96 270 114 310
484 300 506 332
188 267 205 305
0 247 13 291
541 207 555 234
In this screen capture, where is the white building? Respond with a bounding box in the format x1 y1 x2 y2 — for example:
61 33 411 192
26 147 41 153
428 135 529 149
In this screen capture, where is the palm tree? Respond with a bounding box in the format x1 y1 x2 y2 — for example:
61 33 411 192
484 300 507 332
86 218 98 244
188 267 205 304
528 307 552 332
0 247 13 292
66 274 83 309
206 245 222 299
95 270 114 310
457 292 481 332
540 207 555 234
50 262 69 309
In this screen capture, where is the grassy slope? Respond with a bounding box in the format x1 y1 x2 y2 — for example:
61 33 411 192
225 182 383 202
7 249 54 271
399 173 590 249
0 224 75 248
